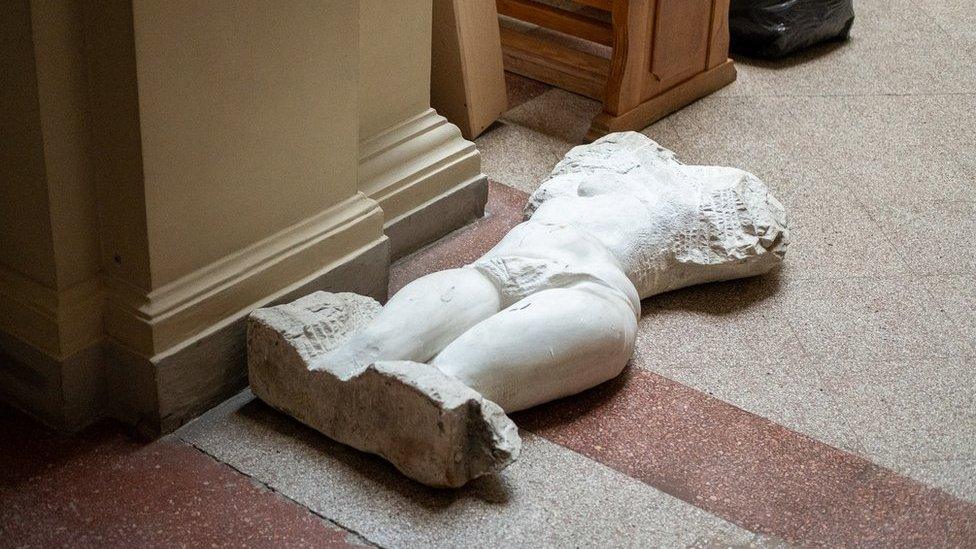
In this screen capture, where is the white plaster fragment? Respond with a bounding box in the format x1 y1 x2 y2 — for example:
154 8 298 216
248 132 789 488
248 292 520 488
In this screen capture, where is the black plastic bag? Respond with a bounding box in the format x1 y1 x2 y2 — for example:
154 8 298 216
729 0 855 58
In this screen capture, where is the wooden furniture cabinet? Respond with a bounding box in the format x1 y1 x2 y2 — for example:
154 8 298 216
497 0 736 140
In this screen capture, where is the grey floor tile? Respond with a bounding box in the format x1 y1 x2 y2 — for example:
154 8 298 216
658 94 975 210
781 276 970 361
635 274 800 371
475 121 575 193
814 356 976 499
827 358 976 461
785 192 911 280
837 94 976 207
902 458 976 503
650 361 865 455
913 0 976 40
177 391 756 548
865 200 976 275
718 29 976 97
656 354 976 503
855 0 946 37
923 274 976 354
642 95 861 209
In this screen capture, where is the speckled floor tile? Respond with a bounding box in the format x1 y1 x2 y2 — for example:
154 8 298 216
904 458 976 503
650 361 865 456
865 200 976 276
718 29 976 97
641 95 858 210
177 390 759 548
836 94 976 207
830 357 976 463
515 368 976 546
634 275 800 370
922 274 976 354
644 93 976 212
913 0 976 40
855 0 946 36
661 355 976 504
784 191 911 280
781 275 970 361
475 120 575 193
0 404 363 548
804 356 976 500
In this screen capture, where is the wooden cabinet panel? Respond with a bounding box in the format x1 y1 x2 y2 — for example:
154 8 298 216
649 1 712 85
496 0 735 140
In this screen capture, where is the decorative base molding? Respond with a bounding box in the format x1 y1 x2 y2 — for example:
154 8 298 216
104 193 384 358
0 266 104 360
0 194 390 434
106 236 390 436
386 173 488 259
0 266 105 431
0 331 105 432
2 108 490 434
360 108 488 259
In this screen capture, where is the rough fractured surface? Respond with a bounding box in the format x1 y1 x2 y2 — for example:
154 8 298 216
524 131 788 298
248 292 520 488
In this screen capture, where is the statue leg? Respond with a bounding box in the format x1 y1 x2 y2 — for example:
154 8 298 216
431 281 638 412
319 268 502 375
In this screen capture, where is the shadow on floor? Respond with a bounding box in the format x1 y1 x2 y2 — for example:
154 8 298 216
234 399 515 507
640 270 783 317
731 37 852 70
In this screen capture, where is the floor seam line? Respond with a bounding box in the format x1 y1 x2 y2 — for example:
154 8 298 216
521 427 771 540
710 91 976 100
181 439 385 549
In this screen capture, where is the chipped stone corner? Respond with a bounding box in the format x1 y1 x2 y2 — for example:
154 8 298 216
246 291 521 488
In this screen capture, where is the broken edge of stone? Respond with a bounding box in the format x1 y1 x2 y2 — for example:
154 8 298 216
246 291 521 488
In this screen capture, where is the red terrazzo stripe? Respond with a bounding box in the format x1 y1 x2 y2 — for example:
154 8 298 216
388 180 526 294
0 405 361 548
392 181 976 547
513 368 976 546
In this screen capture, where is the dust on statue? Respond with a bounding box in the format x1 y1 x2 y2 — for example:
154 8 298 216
247 132 789 487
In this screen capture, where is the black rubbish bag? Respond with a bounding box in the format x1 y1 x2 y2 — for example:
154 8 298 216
729 0 855 58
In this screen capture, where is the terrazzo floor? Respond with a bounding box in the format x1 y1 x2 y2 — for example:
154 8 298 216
4 0 976 546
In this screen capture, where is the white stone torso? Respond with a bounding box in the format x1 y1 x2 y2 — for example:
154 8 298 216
478 132 789 301
247 132 790 488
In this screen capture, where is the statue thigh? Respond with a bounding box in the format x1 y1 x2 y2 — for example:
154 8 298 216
431 281 638 413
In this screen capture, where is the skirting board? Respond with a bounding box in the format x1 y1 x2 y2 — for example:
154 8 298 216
386 173 488 260
107 236 390 436
0 331 104 431
359 108 489 259
0 236 389 435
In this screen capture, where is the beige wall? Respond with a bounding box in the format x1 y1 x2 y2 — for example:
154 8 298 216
85 0 153 292
1 0 485 433
358 0 432 139
0 0 103 352
357 0 487 259
133 1 362 288
31 0 101 291
0 0 58 289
